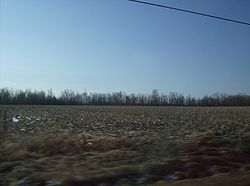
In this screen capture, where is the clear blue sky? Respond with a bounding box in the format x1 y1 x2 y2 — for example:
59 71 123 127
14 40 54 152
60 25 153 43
1 0 250 97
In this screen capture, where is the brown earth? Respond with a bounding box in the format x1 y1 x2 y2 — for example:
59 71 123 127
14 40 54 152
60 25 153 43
1 105 250 186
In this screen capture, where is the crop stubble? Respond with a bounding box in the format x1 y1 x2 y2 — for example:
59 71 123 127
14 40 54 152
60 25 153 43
1 105 250 185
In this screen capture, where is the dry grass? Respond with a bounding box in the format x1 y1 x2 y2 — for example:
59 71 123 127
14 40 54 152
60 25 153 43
1 106 250 185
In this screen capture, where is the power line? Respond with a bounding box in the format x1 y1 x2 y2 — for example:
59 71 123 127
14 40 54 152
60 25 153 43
128 0 250 26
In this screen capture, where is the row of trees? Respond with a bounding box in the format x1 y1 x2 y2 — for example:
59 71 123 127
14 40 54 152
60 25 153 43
0 88 250 106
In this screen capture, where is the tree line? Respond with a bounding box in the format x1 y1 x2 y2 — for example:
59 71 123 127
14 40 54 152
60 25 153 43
0 88 250 106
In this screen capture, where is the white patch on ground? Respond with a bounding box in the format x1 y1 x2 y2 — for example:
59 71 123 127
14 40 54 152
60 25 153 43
46 179 61 186
12 117 19 123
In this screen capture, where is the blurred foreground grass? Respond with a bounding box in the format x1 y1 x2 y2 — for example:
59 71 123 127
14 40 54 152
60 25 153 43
1 106 250 185
2 131 250 186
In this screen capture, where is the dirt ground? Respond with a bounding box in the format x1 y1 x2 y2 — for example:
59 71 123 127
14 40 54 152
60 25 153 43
1 105 250 186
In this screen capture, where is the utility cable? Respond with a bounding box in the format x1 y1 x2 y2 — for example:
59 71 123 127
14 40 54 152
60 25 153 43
128 0 250 26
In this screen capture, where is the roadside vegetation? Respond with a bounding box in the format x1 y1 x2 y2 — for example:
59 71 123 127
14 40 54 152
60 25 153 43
1 106 250 185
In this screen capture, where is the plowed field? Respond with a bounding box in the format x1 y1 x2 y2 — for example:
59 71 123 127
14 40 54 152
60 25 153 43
1 106 250 186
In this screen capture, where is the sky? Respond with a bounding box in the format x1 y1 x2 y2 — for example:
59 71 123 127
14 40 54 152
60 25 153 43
1 0 250 97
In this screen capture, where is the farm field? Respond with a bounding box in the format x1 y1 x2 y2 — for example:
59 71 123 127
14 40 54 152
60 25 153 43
1 105 250 186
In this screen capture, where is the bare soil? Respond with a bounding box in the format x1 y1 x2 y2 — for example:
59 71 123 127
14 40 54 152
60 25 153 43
1 105 250 186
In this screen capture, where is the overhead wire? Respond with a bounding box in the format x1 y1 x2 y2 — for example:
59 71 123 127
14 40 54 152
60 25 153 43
128 0 250 26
